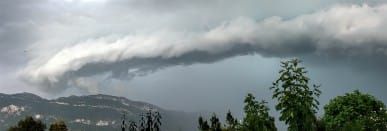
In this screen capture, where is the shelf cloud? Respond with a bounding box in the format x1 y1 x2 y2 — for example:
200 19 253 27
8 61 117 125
20 4 387 92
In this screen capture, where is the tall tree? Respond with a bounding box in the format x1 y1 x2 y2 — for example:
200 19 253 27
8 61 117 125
209 113 222 131
137 109 162 131
139 113 146 131
241 93 276 131
121 112 128 131
198 116 210 131
225 110 239 131
198 114 222 131
8 116 46 131
270 59 321 131
146 110 153 131
153 111 162 131
128 120 137 131
49 120 68 131
323 90 387 131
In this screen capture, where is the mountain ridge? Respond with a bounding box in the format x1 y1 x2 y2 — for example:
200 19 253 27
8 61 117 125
0 92 197 131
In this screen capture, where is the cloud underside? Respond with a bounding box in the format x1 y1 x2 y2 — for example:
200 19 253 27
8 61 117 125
21 4 387 93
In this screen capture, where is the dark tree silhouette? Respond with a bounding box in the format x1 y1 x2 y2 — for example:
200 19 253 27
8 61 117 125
197 113 223 131
153 111 162 131
241 93 276 131
198 116 210 131
135 109 162 131
49 120 68 131
225 110 238 131
128 120 137 131
8 116 46 131
146 110 153 131
197 94 277 131
209 113 222 131
139 113 146 131
121 112 128 131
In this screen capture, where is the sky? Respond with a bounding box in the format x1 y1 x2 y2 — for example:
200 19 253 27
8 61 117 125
1 0 387 129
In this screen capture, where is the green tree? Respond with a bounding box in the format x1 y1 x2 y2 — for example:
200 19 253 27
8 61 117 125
270 59 321 131
198 113 222 131
209 113 222 131
315 118 326 131
139 113 146 131
241 93 276 131
137 109 162 131
146 110 153 131
49 120 68 131
323 90 387 131
153 111 162 131
8 116 46 131
128 120 137 131
198 116 210 131
225 110 238 131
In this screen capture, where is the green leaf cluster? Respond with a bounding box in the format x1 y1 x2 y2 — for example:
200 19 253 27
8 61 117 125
49 120 68 131
198 113 222 131
323 90 387 131
241 93 276 131
127 109 162 131
8 116 69 131
270 59 321 131
198 93 276 131
8 116 46 131
196 58 387 131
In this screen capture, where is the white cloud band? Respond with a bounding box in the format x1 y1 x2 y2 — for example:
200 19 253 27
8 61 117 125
21 4 387 92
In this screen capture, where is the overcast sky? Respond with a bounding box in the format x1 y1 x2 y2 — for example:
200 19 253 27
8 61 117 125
1 0 387 130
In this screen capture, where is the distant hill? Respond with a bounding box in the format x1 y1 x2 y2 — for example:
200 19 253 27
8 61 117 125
0 93 197 131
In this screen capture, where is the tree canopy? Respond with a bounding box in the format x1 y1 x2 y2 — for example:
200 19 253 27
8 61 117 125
198 116 210 131
136 109 162 131
225 110 238 131
197 93 276 131
270 59 321 131
197 113 222 131
241 93 276 131
49 120 68 131
323 90 387 131
8 116 46 131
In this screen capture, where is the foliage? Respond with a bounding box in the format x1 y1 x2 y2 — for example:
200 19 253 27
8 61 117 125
197 93 276 131
225 110 238 131
315 118 326 131
122 109 162 131
198 113 222 131
323 90 387 131
198 116 210 131
209 113 222 131
270 59 321 131
194 58 387 131
128 120 137 131
8 116 46 131
241 93 276 131
49 120 68 131
139 113 146 131
145 110 153 131
153 111 162 131
138 109 162 131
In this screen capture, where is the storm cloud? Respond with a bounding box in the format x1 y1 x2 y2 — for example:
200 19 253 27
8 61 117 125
20 4 387 92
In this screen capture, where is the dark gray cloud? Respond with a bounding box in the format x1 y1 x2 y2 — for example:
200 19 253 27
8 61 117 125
0 0 45 66
0 0 386 95
17 3 387 93
1 1 387 130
